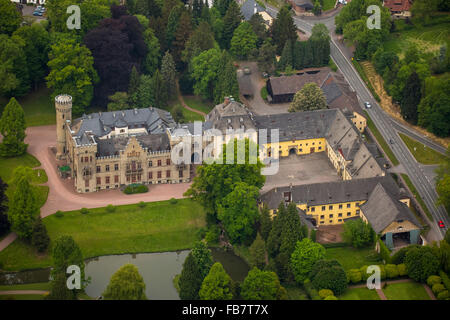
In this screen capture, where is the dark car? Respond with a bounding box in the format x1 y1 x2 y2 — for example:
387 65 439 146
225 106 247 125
364 101 372 109
438 220 445 228
33 11 43 16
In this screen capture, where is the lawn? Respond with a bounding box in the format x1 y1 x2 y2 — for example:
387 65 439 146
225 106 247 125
182 96 214 115
339 287 380 300
0 153 41 182
0 86 55 128
322 0 336 11
364 111 400 166
382 281 430 300
166 102 205 122
0 198 206 271
399 133 448 165
325 246 381 271
401 173 433 221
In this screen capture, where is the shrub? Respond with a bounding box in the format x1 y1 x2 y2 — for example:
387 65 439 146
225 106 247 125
318 289 334 299
80 208 89 215
440 271 450 291
196 227 207 240
205 225 220 245
432 283 446 295
55 211 63 218
437 290 449 300
137 201 146 208
310 229 316 242
391 245 421 264
397 264 407 276
378 265 386 280
303 279 321 300
427 275 442 287
170 198 178 205
106 204 116 213
378 239 391 263
360 265 370 281
347 269 362 284
385 264 399 279
405 246 440 282
123 184 148 194
324 295 338 300
310 260 348 296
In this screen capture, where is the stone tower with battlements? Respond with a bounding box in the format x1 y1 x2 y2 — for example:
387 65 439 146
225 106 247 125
55 94 72 159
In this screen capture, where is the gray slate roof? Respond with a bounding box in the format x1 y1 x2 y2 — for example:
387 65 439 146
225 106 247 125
241 0 265 20
360 183 421 234
206 100 257 133
268 68 331 96
96 133 171 157
260 175 405 210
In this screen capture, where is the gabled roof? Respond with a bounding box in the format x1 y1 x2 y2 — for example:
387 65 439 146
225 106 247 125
361 183 420 234
268 68 331 96
96 133 171 157
241 0 265 20
293 0 314 9
383 0 412 12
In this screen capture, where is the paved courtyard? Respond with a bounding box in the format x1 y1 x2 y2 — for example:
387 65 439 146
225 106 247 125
261 152 341 193
25 126 191 217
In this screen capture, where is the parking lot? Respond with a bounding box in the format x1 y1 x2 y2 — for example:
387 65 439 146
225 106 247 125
261 152 341 193
21 4 47 22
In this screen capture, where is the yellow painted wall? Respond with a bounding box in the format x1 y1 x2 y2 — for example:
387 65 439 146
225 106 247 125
352 112 367 133
263 138 326 158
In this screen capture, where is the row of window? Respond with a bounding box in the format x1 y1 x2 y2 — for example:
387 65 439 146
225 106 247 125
94 159 172 173
319 211 360 220
94 170 184 185
309 203 360 212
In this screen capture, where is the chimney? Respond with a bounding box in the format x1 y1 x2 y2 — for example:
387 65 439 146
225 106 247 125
224 96 230 106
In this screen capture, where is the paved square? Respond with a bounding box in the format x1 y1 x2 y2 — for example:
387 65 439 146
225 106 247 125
261 152 341 193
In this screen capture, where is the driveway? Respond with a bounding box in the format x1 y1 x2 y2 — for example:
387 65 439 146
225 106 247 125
25 126 191 218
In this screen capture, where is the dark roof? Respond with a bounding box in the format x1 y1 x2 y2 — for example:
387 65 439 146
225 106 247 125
268 68 331 96
293 0 314 9
74 107 175 138
206 99 257 132
96 133 171 157
260 175 406 210
241 0 265 20
238 73 253 96
361 183 421 234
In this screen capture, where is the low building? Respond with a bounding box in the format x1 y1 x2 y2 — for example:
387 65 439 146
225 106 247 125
383 0 413 18
288 0 314 14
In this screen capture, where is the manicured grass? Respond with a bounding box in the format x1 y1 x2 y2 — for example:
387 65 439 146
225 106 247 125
0 282 50 291
0 294 45 300
401 174 433 221
167 102 204 122
399 133 448 165
325 246 381 271
382 281 430 300
322 0 336 11
0 87 55 128
0 153 41 182
182 96 214 115
339 287 380 300
0 199 206 271
364 111 400 166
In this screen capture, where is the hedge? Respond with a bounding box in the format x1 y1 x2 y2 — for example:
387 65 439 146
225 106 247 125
303 279 321 300
318 289 334 299
348 264 408 284
123 184 149 194
427 275 442 287
324 295 338 300
378 239 391 264
347 269 362 284
322 242 347 248
440 271 450 292
437 290 449 300
432 283 446 295
385 264 399 279
397 264 407 276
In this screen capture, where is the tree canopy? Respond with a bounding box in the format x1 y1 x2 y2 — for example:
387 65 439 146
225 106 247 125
0 97 27 157
103 264 147 300
289 82 327 112
240 267 287 300
199 262 233 300
290 238 326 284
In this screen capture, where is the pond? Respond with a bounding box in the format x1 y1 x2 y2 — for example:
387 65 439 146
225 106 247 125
0 248 250 300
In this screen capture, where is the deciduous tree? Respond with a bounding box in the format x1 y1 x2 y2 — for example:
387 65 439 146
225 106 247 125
241 267 287 300
290 238 326 284
0 0 21 35
289 83 327 112
230 22 258 60
103 264 147 300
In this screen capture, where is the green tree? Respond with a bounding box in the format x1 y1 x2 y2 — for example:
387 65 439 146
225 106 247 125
437 175 450 214
218 182 260 245
278 40 294 71
241 267 287 300
290 238 326 284
161 51 177 101
182 21 217 64
165 4 183 50
0 178 9 237
172 10 193 66
266 202 287 258
270 6 297 54
230 22 258 60
257 39 277 74
0 0 21 35
46 39 99 115
341 218 375 248
405 246 440 282
222 1 242 49
0 97 27 157
143 28 161 75
107 92 130 111
191 241 214 280
31 217 50 252
199 262 233 300
214 51 240 104
259 203 272 241
51 235 85 295
7 176 37 240
289 82 327 112
411 0 438 26
136 74 153 108
46 272 76 300
401 71 421 125
185 138 265 216
128 66 141 105
179 251 203 300
313 1 322 16
150 69 168 108
249 233 266 270
0 34 29 97
310 259 348 295
191 48 222 100
248 13 267 47
103 264 147 300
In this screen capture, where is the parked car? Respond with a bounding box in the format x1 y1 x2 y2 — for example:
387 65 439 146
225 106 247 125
438 220 445 228
33 11 43 16
364 101 372 109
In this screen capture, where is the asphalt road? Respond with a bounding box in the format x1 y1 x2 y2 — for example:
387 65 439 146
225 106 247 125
265 6 449 240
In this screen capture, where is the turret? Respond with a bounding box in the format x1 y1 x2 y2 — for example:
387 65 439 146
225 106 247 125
55 94 72 159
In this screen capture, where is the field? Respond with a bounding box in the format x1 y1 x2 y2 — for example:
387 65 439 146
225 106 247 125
399 133 448 165
324 246 381 271
0 199 206 271
339 287 380 300
382 282 430 300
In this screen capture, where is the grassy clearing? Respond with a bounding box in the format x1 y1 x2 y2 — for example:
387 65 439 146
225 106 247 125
401 174 433 221
0 87 55 128
399 133 448 165
0 153 41 182
325 246 381 271
0 282 50 291
0 199 206 271
0 294 45 300
382 281 430 300
167 102 204 122
339 287 380 300
322 0 336 11
364 111 400 166
182 96 214 115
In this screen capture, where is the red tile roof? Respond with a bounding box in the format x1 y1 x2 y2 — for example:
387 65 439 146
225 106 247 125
383 0 412 12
